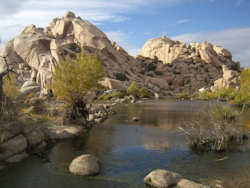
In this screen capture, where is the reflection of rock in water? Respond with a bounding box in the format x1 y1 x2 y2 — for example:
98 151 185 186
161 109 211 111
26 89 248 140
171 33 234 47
127 104 201 130
143 140 169 151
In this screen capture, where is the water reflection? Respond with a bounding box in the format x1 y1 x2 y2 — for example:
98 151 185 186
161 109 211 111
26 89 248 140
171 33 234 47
0 100 250 188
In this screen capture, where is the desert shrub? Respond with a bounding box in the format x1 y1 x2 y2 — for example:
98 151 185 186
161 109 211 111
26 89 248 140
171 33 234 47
195 69 250 108
175 92 189 100
99 91 124 100
196 88 238 102
52 51 105 121
126 82 152 99
240 68 250 105
0 73 20 121
212 105 240 122
216 88 238 101
127 81 139 96
3 73 20 99
138 88 151 98
179 104 247 152
197 90 218 100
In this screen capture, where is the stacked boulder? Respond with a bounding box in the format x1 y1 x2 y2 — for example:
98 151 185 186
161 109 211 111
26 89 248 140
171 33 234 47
0 122 46 167
0 11 141 96
139 36 237 68
0 12 241 97
211 65 240 91
137 36 241 94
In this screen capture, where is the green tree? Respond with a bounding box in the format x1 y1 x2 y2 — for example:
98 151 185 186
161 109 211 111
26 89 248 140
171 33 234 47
240 68 250 105
127 81 139 96
52 51 105 120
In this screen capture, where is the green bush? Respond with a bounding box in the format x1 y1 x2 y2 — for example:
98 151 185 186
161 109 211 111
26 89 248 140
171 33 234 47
126 82 152 99
196 88 239 102
52 51 105 121
52 51 105 103
195 68 250 108
240 68 250 105
212 105 240 122
175 92 189 100
138 88 151 98
127 82 139 96
217 88 238 101
100 91 124 100
197 90 218 100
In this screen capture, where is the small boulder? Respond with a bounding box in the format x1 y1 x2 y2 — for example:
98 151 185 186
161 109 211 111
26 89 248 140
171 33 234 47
20 81 40 95
24 128 45 147
128 95 136 103
99 78 125 90
88 114 95 122
177 179 210 188
144 169 182 188
132 117 139 122
0 135 28 161
5 152 29 163
44 126 84 140
0 165 5 170
69 154 100 176
154 92 160 99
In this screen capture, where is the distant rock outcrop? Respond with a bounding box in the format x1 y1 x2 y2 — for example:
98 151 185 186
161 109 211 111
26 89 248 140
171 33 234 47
139 36 237 67
138 36 241 94
0 12 241 96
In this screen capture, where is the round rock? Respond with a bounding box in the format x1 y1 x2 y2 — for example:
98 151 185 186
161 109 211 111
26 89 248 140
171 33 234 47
69 154 100 176
144 169 182 188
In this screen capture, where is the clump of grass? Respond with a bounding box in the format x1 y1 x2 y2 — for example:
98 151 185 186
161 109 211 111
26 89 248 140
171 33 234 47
179 104 247 152
127 81 139 97
99 91 124 100
175 92 189 100
138 88 151 98
197 90 218 100
213 105 240 122
126 82 152 99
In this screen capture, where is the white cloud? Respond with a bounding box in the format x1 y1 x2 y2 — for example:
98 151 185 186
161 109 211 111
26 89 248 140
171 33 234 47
0 0 183 48
176 19 190 25
172 27 250 67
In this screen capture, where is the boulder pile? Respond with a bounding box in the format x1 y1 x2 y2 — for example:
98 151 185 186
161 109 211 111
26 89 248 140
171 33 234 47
0 12 241 97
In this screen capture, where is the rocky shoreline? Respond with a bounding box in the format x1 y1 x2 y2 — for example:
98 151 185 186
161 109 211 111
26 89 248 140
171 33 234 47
0 100 116 170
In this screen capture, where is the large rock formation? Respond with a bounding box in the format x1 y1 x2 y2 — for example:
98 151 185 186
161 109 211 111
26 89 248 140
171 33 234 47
139 36 237 67
0 11 141 95
137 36 241 94
0 12 241 96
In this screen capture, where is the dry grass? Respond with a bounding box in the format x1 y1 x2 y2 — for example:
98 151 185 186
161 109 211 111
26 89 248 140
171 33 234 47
179 105 248 152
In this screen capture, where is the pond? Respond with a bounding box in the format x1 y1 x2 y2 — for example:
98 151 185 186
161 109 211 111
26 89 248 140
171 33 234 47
0 100 250 188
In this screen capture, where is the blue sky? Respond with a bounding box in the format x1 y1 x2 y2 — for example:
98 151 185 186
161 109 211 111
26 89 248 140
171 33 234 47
0 0 249 67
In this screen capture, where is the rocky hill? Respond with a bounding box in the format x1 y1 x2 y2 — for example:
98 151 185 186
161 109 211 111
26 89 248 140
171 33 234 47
137 36 240 94
0 12 241 96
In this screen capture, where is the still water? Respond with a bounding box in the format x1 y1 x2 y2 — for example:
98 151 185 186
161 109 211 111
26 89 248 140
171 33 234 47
1 100 250 188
